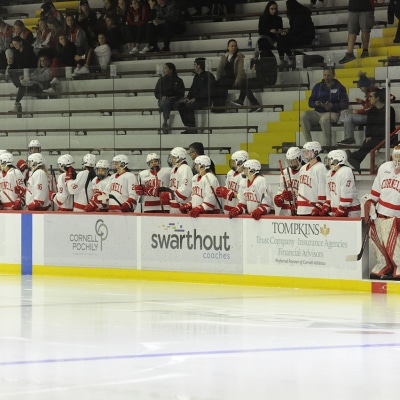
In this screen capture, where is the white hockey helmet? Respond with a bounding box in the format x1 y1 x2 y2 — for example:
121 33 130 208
112 154 129 169
303 141 322 161
57 154 74 168
0 149 8 155
0 152 14 166
29 139 41 153
170 147 186 165
96 159 110 170
194 155 211 170
28 153 44 169
286 146 302 169
82 153 96 167
392 145 400 169
231 150 249 166
329 149 347 167
146 152 160 166
243 159 261 174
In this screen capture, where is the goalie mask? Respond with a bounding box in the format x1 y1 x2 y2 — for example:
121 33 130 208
95 159 110 180
231 150 248 171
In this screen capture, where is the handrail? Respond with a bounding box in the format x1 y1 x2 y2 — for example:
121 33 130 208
369 126 400 174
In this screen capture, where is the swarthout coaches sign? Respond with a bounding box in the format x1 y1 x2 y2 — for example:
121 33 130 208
141 216 243 273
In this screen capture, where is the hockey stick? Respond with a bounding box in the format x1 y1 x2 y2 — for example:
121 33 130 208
278 159 295 216
109 193 122 206
49 165 57 211
204 173 224 214
286 166 297 214
346 218 372 261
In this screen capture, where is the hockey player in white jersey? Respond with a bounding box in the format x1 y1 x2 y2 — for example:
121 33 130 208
26 153 51 211
215 150 248 213
179 155 221 217
320 149 361 217
228 159 274 220
136 152 171 213
274 147 304 216
364 145 400 279
66 153 96 212
0 152 26 210
296 141 327 216
49 154 74 211
109 154 138 212
85 160 112 212
159 147 193 214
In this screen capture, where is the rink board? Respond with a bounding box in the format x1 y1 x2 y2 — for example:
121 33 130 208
0 212 399 294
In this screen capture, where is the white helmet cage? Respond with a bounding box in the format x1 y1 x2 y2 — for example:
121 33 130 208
194 155 211 170
231 150 249 168
392 145 400 168
146 152 160 166
329 149 347 167
112 154 129 169
57 154 74 168
243 159 261 174
170 147 186 164
0 152 14 166
286 146 302 169
28 153 44 169
29 139 41 153
82 153 96 167
303 141 322 161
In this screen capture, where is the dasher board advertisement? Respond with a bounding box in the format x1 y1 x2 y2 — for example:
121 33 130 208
0 214 21 265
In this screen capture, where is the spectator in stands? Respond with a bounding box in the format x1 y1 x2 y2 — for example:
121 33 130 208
276 0 315 66
51 33 77 77
33 19 52 56
104 15 124 53
339 0 375 64
309 0 324 8
188 142 216 175
347 88 396 174
0 17 13 73
212 38 246 111
388 0 400 43
13 55 52 106
125 0 149 54
230 37 278 112
154 62 185 134
97 0 118 34
12 20 34 46
179 57 215 134
140 0 186 53
93 33 112 71
41 2 65 24
300 66 348 147
338 72 377 145
7 36 38 113
77 0 98 47
258 1 283 48
65 14 89 56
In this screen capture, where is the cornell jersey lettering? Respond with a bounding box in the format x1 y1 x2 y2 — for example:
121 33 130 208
110 182 123 195
381 178 400 192
328 181 337 196
299 174 312 188
192 185 203 198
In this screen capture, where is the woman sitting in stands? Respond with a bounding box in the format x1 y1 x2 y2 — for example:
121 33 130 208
97 0 118 35
154 62 185 134
124 0 149 54
258 1 283 48
77 0 98 47
93 33 112 71
51 34 77 78
33 19 52 56
276 0 315 66
212 38 246 112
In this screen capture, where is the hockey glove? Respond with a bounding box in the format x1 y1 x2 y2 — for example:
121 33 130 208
319 203 331 216
12 199 22 210
332 206 348 218
190 205 204 218
160 191 173 206
311 203 323 216
15 185 26 196
135 184 144 196
27 200 42 211
229 207 242 219
281 190 293 201
274 194 284 208
121 201 133 212
49 191 56 201
179 203 192 214
215 186 235 201
364 199 376 223
84 202 96 212
16 159 28 172
65 166 77 181
251 207 266 221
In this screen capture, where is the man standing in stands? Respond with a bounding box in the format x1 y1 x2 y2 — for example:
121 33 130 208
179 58 215 134
300 66 348 147
339 0 377 64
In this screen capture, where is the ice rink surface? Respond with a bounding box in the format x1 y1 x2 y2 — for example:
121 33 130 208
0 275 400 399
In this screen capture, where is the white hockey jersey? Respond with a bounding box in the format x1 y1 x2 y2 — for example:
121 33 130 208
297 161 327 216
67 169 94 212
109 171 138 212
90 175 112 211
223 169 245 212
26 168 51 210
169 162 193 213
276 167 301 216
237 175 274 214
53 172 73 211
191 172 220 212
139 167 171 212
0 167 26 210
326 165 361 216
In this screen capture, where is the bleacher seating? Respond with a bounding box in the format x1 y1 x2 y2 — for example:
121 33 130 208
0 0 398 175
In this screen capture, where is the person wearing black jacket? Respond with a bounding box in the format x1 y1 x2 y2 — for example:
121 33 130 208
347 88 396 174
179 57 215 134
154 62 185 134
258 1 283 48
388 0 400 43
276 0 315 65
